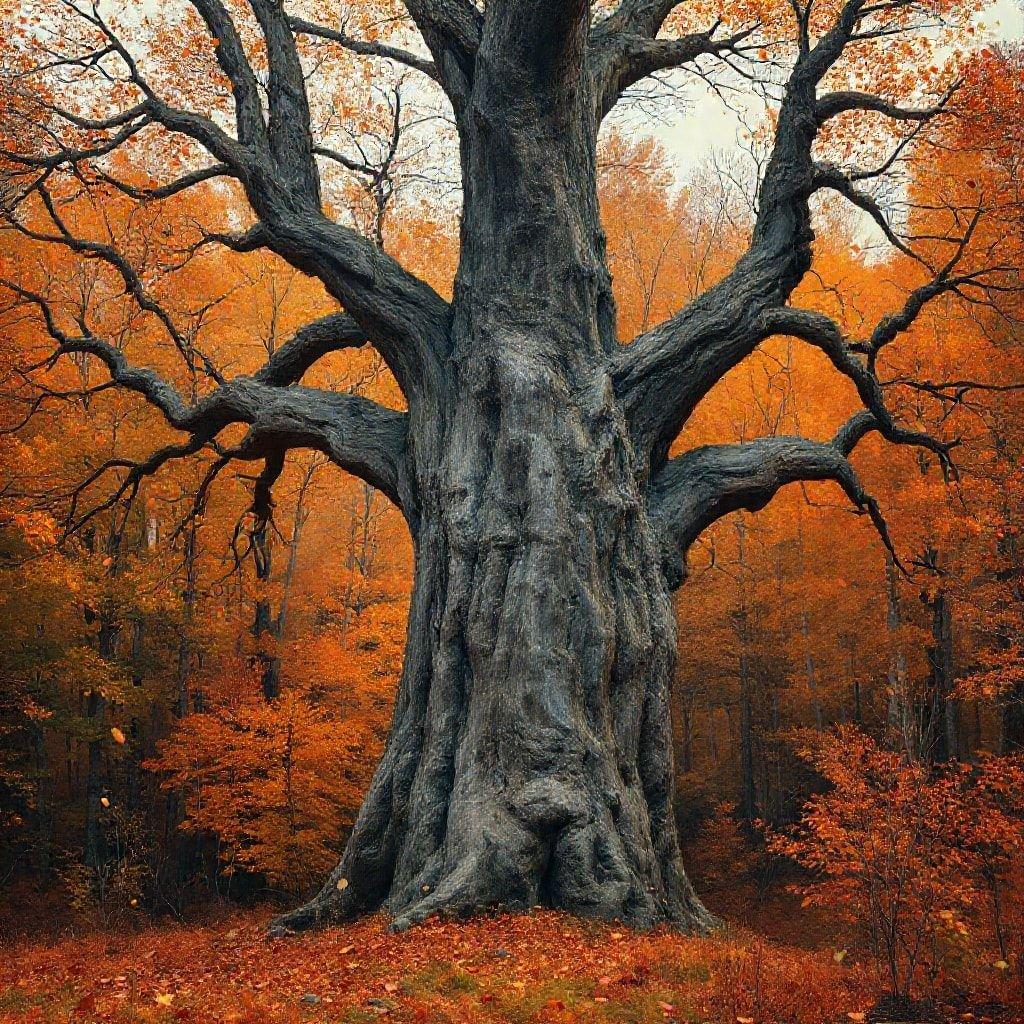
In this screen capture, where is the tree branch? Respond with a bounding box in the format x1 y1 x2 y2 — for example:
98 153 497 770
402 0 481 105
815 88 954 124
648 411 897 588
590 20 758 120
595 1 682 39
3 282 410 518
187 0 268 148
759 304 959 474
39 0 452 403
289 16 439 82
610 0 962 472
92 164 239 201
246 0 321 198
255 313 368 386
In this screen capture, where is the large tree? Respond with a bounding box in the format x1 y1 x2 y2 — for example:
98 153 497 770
0 0 1012 933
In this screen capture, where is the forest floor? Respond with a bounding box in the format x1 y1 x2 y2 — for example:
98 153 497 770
0 900 1019 1024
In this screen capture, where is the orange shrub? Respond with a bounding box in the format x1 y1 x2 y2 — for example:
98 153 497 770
769 728 1024 1005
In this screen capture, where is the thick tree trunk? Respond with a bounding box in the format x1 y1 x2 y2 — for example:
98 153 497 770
274 489 712 931
272 31 713 935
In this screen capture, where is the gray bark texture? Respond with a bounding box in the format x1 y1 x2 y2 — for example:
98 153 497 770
9 0 981 935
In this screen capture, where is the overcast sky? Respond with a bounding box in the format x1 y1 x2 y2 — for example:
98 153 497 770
651 0 1024 175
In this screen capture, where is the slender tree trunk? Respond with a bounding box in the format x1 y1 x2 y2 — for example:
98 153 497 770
83 686 108 871
738 643 757 824
801 613 824 731
734 519 757 824
84 601 119 871
127 617 145 812
923 576 957 762
272 38 713 933
31 720 51 882
176 520 197 719
252 519 281 702
253 461 316 701
168 518 196 885
1002 692 1024 753
885 554 915 757
676 697 693 776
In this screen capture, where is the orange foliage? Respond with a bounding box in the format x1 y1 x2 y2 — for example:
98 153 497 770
770 729 1024 1004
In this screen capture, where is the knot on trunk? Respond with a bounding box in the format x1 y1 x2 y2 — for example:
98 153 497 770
509 777 588 832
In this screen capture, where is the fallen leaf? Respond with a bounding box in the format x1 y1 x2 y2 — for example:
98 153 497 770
155 993 174 1006
110 727 126 745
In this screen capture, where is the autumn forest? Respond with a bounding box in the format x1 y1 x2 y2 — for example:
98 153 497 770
1 0 1024 1022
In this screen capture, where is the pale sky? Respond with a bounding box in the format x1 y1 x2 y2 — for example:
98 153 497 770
652 0 1024 175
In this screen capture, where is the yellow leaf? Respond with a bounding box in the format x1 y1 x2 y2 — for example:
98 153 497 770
155 993 174 1006
100 797 110 809
110 727 126 745
833 949 847 963
336 877 349 891
994 960 1009 970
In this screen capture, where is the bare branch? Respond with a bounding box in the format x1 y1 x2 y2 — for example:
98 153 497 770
92 164 238 202
11 0 455 408
256 312 368 386
815 88 954 125
591 21 759 120
3 281 410 516
290 16 439 82
760 305 959 474
611 0 966 471
648 411 899 588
